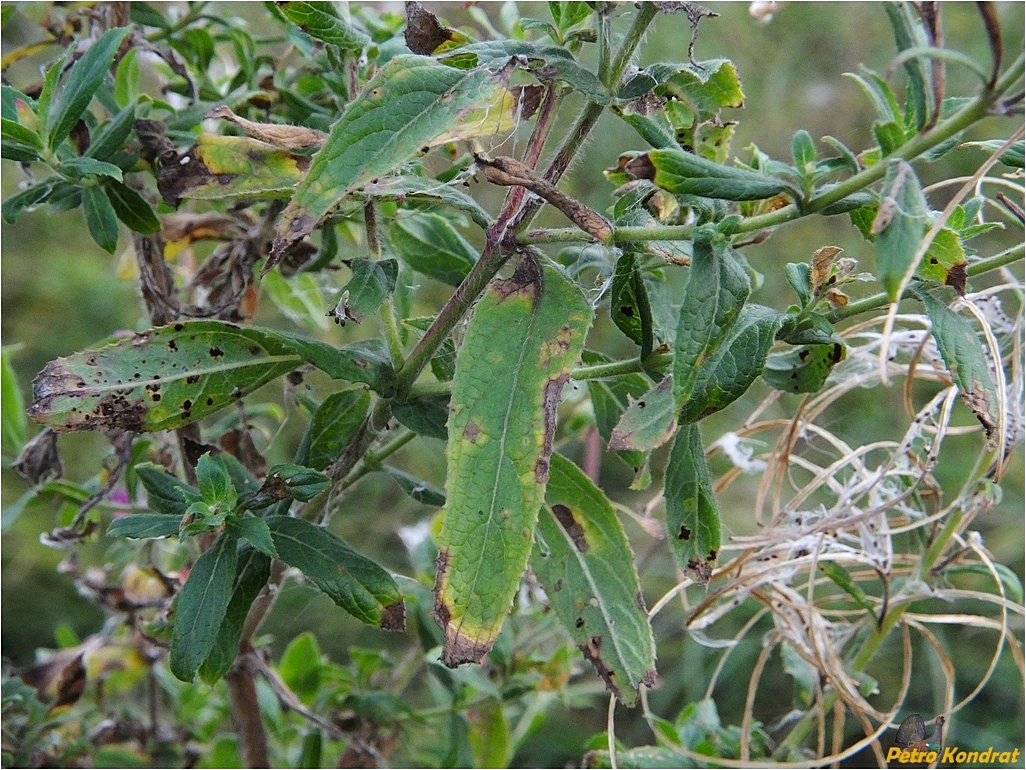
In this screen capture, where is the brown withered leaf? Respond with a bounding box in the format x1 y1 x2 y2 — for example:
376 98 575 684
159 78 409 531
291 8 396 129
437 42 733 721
205 106 327 149
13 428 62 484
404 2 462 55
811 245 844 288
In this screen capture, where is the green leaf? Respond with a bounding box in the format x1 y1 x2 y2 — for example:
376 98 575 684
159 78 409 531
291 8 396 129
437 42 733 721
1 347 27 456
392 394 450 440
197 548 271 684
164 134 308 202
328 259 398 324
82 185 120 253
608 375 677 453
104 180 161 234
917 227 967 292
762 342 846 394
277 1 370 50
389 213 478 287
678 304 784 424
267 516 405 630
913 284 999 441
785 262 812 305
113 48 140 107
262 270 328 330
361 175 492 230
269 55 522 267
467 699 511 769
664 423 719 585
136 463 195 516
1 117 42 148
0 139 41 162
1 179 57 223
437 40 604 101
107 513 183 539
434 257 592 666
610 251 653 350
297 388 371 471
791 129 816 180
382 465 446 507
170 532 239 681
883 2 933 130
673 229 751 409
625 148 797 202
59 157 124 182
47 27 131 151
252 464 330 505
583 351 650 476
818 560 877 620
196 453 235 505
531 454 656 705
959 139 1024 169
279 632 323 701
873 160 928 300
30 321 385 433
226 516 277 559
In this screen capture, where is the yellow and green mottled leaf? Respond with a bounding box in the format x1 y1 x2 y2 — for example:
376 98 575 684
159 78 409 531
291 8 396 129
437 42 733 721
531 453 656 705
917 227 967 294
433 257 592 666
170 134 308 201
269 55 520 268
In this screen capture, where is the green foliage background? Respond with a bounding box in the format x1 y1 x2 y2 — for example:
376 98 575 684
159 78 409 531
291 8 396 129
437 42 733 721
2 2 1023 767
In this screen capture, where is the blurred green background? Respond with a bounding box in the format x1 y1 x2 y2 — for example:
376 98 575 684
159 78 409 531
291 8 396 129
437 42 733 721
2 2 1023 766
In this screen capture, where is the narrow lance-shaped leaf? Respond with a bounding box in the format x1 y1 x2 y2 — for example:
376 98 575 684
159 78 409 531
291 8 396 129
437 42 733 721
913 284 999 442
197 549 272 684
664 423 719 585
268 55 526 270
531 454 656 706
170 532 239 681
82 186 120 254
673 228 751 409
267 516 405 630
610 251 654 351
625 148 799 202
47 27 130 151
872 159 929 300
434 256 592 666
29 321 382 433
